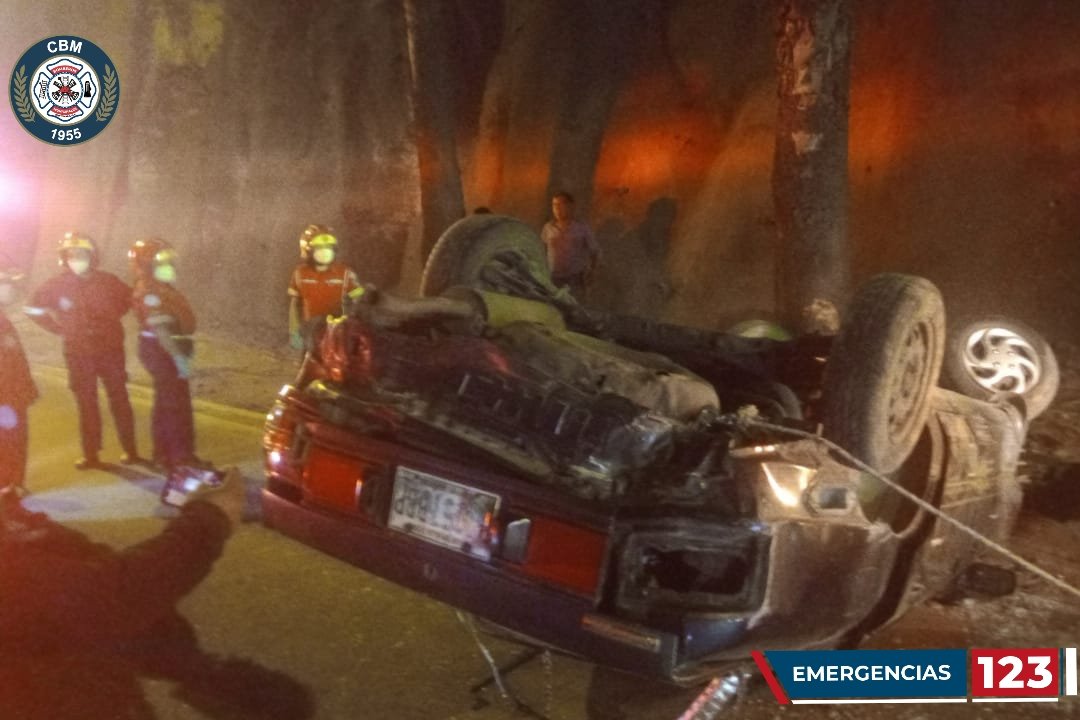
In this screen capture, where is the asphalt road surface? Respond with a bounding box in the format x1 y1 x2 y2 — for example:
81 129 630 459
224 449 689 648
21 369 1080 719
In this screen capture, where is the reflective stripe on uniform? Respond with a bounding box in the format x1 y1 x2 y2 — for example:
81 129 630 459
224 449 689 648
141 330 193 340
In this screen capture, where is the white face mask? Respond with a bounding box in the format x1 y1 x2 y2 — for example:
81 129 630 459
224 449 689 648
312 248 335 266
153 264 177 284
67 258 90 275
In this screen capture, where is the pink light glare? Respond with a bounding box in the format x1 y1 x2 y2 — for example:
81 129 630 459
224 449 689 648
0 110 45 266
0 164 31 214
0 100 45 219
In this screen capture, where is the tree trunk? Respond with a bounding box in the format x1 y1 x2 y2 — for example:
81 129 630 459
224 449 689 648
544 0 658 214
404 0 467 260
772 0 851 334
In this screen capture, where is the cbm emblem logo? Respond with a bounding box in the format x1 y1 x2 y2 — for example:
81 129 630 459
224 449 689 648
9 36 119 146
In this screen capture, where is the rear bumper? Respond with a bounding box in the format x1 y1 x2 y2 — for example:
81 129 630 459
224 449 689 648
258 386 926 682
261 488 723 680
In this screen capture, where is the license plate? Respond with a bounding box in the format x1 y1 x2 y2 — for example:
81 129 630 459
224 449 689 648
388 466 500 560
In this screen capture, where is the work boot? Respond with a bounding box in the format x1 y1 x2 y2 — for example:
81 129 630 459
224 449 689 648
74 456 101 470
119 451 145 465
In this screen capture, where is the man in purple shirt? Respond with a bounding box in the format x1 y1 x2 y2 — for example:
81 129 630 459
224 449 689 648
540 191 602 300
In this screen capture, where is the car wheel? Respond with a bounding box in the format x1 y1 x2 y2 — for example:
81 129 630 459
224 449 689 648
941 316 1059 419
419 214 552 297
821 274 945 474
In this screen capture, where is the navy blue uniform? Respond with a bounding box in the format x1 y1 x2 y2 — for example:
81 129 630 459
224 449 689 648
25 269 138 462
133 279 197 467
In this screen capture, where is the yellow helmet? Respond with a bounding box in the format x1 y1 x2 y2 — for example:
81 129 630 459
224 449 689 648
57 231 98 268
128 237 177 279
299 224 338 261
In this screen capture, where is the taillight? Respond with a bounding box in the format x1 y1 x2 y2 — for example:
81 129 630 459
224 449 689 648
302 444 381 515
503 515 606 596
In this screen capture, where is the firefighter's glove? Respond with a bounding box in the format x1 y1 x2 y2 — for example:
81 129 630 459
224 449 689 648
174 355 192 380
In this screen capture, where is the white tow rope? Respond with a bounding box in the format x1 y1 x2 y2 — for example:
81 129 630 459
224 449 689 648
677 419 1080 720
747 419 1080 603
456 611 511 700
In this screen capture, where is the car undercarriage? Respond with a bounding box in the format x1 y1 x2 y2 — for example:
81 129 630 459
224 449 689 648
261 214 1054 683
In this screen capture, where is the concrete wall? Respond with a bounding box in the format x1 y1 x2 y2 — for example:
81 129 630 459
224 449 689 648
3 0 1078 347
3 0 422 343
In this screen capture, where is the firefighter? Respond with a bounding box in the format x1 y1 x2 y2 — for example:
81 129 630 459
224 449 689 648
287 224 359 350
24 232 141 469
0 258 37 496
128 238 199 471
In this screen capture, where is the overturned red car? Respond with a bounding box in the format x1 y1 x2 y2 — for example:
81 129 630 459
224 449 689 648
261 214 1057 684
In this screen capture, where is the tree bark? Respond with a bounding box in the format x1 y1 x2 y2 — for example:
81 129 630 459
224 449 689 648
544 0 659 214
772 0 851 334
404 0 467 259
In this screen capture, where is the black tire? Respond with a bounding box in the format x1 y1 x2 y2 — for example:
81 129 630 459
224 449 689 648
822 274 945 474
941 315 1059 419
419 214 551 297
